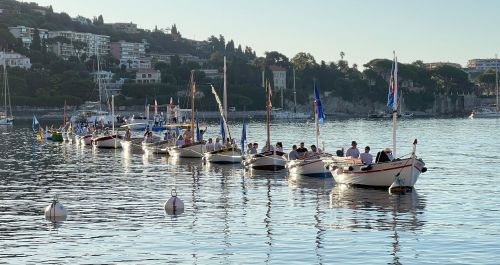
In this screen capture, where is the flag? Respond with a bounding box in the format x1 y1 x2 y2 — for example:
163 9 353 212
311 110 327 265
266 81 272 109
32 115 39 133
192 83 196 94
196 112 201 141
241 120 247 153
220 118 225 142
387 54 398 112
175 126 180 137
313 82 325 124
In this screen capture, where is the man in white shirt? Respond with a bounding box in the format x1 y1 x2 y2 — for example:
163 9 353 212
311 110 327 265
345 141 360 158
205 138 215 152
360 146 373 165
214 137 224 150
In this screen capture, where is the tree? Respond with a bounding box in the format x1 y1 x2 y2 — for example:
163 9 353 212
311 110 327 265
226 39 235 52
265 51 289 68
340 51 345 60
291 52 316 72
97 15 104 25
30 28 41 51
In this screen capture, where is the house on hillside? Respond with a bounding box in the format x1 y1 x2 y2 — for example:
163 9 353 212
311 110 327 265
270 65 287 92
135 69 161 84
0 51 31 69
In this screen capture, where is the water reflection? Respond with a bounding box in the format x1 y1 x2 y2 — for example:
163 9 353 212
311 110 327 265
330 185 426 264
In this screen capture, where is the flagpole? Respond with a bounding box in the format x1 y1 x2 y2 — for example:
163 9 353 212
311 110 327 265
266 81 271 149
392 52 398 158
314 81 319 149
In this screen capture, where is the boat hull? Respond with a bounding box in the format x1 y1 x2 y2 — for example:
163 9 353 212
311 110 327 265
0 117 13 125
287 156 332 177
168 142 205 158
51 132 63 142
244 152 287 171
329 157 425 188
93 135 122 149
142 140 171 154
204 148 243 164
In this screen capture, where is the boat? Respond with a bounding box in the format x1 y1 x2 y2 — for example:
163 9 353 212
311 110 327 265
0 52 13 125
204 57 243 164
470 54 500 119
93 96 122 149
167 71 205 158
328 53 427 189
286 81 331 177
243 81 287 171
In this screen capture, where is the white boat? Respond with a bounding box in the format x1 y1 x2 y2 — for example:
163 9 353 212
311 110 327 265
204 57 244 164
80 134 93 145
168 142 205 158
205 147 243 164
93 96 121 149
287 155 332 177
121 138 144 153
142 139 171 154
167 71 205 158
0 52 13 125
244 81 287 171
244 151 287 170
93 134 122 148
287 81 330 177
329 53 426 189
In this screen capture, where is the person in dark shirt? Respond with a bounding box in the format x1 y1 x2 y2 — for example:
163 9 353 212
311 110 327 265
296 142 308 156
375 148 392 163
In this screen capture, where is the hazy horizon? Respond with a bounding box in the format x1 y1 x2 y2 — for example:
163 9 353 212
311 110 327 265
26 0 500 67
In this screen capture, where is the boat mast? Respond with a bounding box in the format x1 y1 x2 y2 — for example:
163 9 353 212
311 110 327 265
496 54 499 112
392 52 398 158
314 81 319 149
223 56 227 118
95 36 102 112
266 81 271 148
190 70 195 134
293 68 297 113
111 95 114 135
63 99 67 125
3 52 7 117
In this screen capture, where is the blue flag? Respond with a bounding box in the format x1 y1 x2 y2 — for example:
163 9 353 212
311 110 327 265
175 126 180 137
387 55 398 112
220 118 225 142
196 112 201 142
313 81 325 124
241 120 247 153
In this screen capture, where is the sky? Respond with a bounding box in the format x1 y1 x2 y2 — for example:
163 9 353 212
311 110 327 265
27 0 500 67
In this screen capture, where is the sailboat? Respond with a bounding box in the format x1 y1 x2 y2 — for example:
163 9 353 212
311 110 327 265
287 81 332 177
0 52 13 125
243 81 287 171
93 95 122 148
470 54 500 119
328 52 427 189
204 57 243 164
167 71 206 158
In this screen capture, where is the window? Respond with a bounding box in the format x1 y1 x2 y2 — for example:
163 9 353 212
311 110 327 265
148 74 152 78
142 74 146 78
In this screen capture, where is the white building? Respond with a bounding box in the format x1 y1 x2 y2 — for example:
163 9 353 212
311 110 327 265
48 31 110 58
120 57 152 70
198 69 222 79
467 59 500 72
135 69 161 84
8 26 49 49
0 51 31 69
110 40 146 60
425 62 462 70
49 42 76 60
270 65 287 91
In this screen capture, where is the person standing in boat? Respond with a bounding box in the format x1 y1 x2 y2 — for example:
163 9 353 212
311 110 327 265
360 146 373 165
288 145 300 160
345 141 360 158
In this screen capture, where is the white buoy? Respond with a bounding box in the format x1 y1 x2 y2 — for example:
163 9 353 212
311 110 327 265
164 188 184 215
44 197 67 222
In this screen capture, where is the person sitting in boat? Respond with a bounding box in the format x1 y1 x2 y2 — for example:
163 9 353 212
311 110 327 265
288 145 300 160
336 147 344 157
249 143 258 155
275 142 283 152
125 128 132 141
146 131 154 143
246 143 253 154
214 137 224 150
104 127 110 136
261 140 275 153
310 145 320 154
296 142 308 156
183 127 193 144
143 126 150 138
176 135 185 146
375 148 393 163
360 146 373 165
345 141 360 158
205 138 215 152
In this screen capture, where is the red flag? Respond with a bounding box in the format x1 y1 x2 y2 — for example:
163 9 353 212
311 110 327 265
192 83 196 94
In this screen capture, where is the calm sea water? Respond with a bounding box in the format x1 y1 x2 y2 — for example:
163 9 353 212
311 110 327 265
0 118 499 264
